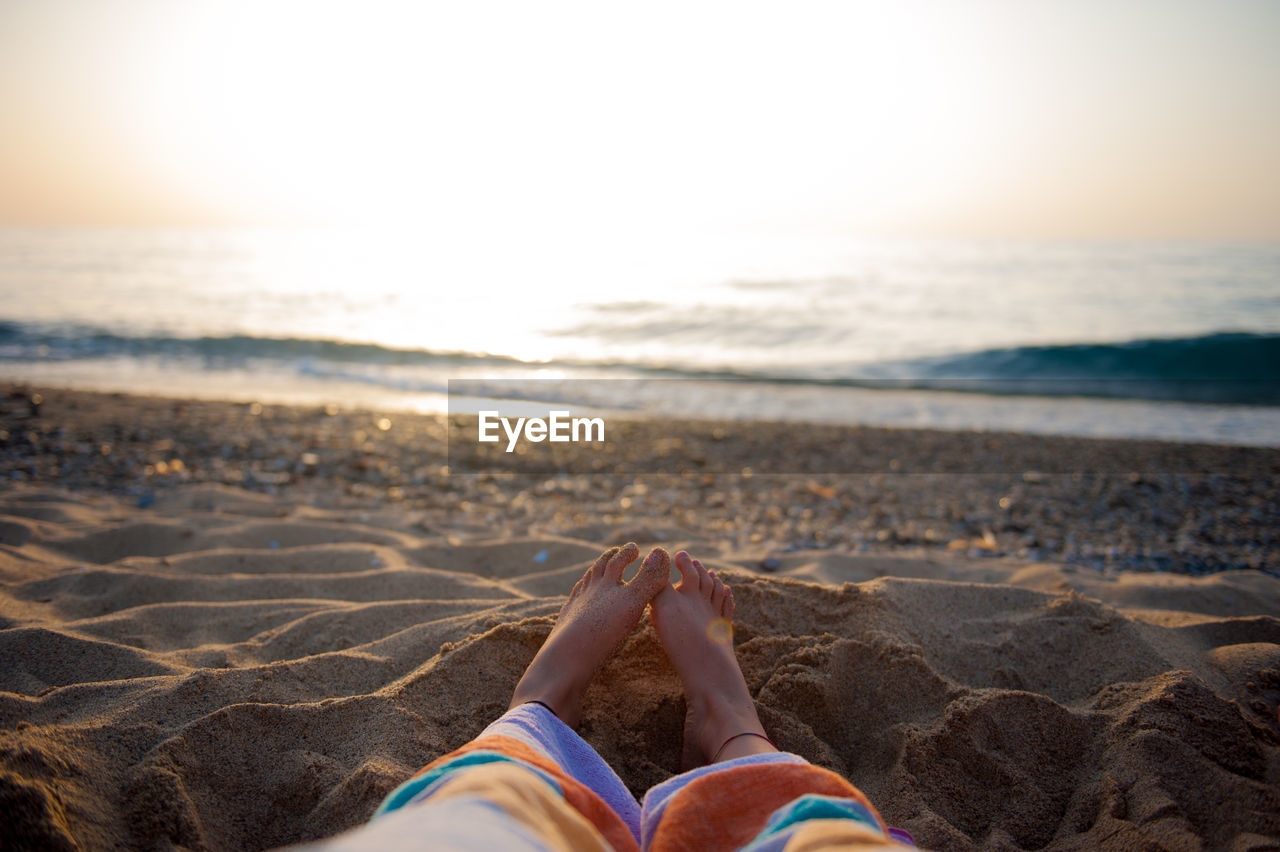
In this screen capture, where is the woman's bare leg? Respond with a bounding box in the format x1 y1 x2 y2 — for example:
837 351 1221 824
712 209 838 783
649 551 775 769
509 543 671 727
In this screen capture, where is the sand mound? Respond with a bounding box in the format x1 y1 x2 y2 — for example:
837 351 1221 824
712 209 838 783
2 483 1278 849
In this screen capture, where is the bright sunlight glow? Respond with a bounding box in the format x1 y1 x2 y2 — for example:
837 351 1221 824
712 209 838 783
1 0 1278 239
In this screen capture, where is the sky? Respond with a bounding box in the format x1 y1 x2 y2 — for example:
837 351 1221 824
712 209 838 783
0 0 1277 240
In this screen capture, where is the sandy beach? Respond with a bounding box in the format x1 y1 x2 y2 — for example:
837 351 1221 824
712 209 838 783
2 384 1279 849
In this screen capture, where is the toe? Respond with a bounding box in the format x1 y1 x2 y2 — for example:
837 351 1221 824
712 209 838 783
710 573 727 611
722 586 735 619
590 546 620 580
604 542 639 583
629 547 671 601
674 550 699 592
693 559 712 597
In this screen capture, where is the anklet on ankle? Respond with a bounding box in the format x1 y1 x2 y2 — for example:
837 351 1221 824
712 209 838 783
524 699 559 719
711 731 776 763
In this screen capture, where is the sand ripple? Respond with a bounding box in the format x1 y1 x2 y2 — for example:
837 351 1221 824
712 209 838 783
2 484 1279 849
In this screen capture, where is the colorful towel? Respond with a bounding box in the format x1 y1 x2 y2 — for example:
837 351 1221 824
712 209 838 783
318 703 914 851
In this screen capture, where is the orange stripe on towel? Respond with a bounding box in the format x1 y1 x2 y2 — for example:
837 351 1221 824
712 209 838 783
649 763 886 852
413 734 640 852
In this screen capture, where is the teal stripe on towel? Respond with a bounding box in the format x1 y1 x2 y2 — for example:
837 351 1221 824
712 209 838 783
742 794 884 850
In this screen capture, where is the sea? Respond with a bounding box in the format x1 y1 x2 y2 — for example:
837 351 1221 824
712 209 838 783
2 228 1278 447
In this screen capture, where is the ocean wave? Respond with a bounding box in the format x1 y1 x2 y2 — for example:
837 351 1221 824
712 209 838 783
0 322 526 368
1 321 1276 406
884 332 1280 405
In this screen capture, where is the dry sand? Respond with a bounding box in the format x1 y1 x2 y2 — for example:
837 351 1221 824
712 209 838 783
2 385 1279 849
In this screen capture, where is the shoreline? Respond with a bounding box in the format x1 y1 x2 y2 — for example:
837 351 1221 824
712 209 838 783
4 382 1277 575
7 361 1280 449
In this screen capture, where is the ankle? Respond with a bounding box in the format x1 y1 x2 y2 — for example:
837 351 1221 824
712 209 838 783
691 695 767 755
711 730 777 763
509 659 590 725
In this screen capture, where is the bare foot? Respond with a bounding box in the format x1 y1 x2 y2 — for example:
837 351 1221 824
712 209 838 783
509 543 671 727
650 551 776 770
